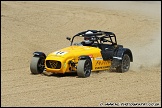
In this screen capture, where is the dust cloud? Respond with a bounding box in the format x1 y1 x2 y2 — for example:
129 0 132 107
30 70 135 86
131 31 161 71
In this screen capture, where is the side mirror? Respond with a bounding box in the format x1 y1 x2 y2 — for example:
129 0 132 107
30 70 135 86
66 37 71 41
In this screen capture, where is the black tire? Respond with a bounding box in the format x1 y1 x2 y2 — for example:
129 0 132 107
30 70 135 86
30 56 45 74
116 54 130 72
77 59 92 78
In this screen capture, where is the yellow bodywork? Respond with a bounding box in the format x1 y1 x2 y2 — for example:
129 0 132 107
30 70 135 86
45 45 111 73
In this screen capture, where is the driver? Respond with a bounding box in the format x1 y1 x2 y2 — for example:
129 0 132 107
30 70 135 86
82 31 94 46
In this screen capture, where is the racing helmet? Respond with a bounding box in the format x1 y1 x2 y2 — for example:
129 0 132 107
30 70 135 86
84 31 94 45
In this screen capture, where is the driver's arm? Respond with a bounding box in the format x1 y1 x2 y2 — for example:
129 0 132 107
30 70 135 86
81 41 85 46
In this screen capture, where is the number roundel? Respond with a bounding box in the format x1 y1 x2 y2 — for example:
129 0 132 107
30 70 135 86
54 51 68 56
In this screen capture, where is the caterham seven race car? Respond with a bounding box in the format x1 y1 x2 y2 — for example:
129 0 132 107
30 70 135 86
30 30 133 78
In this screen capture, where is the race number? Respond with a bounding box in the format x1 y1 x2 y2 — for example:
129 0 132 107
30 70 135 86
53 51 68 56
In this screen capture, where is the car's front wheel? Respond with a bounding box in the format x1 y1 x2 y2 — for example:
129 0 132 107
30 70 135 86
77 59 92 78
30 56 45 74
116 54 130 72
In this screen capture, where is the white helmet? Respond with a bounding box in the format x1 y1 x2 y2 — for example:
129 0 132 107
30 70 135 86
84 31 94 45
85 31 93 35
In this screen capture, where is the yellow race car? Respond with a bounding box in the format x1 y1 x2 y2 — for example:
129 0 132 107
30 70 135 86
30 30 133 78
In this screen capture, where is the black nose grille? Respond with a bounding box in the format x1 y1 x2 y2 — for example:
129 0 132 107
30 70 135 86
46 60 61 69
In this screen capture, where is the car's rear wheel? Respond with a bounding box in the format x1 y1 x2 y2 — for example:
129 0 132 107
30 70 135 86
116 54 130 72
77 59 92 78
30 56 45 74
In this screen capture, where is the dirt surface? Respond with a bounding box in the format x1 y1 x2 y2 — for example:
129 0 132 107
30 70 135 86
1 1 161 107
